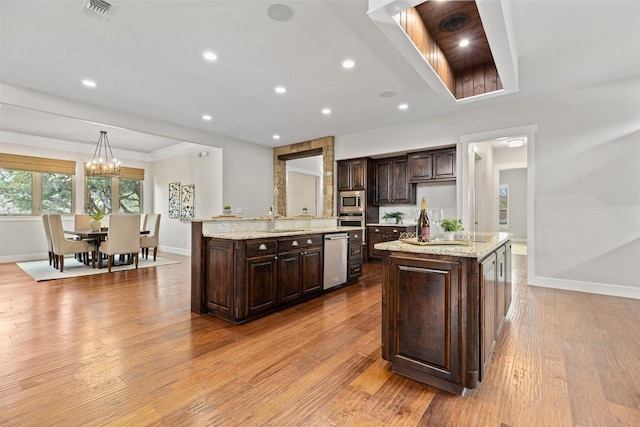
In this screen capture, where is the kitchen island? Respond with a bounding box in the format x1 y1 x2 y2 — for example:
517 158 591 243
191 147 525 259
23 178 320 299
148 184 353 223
375 233 511 395
191 217 364 323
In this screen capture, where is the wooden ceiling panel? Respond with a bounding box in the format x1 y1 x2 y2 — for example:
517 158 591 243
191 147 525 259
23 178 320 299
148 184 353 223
415 0 494 73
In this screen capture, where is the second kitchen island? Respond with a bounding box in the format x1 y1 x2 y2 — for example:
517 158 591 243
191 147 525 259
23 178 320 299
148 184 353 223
375 233 512 395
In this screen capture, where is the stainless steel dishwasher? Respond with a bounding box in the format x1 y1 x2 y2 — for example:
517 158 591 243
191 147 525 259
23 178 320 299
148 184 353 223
323 233 348 290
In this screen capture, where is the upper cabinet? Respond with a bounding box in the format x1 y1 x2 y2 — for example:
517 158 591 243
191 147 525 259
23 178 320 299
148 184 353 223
338 158 368 191
375 156 415 205
409 147 456 182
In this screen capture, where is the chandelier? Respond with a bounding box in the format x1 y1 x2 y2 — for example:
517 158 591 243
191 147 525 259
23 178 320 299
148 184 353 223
85 130 121 177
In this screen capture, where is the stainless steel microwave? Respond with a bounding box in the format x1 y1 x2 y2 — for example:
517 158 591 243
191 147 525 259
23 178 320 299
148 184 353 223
339 191 364 213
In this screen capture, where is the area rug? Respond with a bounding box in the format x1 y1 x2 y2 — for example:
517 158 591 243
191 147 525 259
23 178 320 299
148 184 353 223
17 256 180 282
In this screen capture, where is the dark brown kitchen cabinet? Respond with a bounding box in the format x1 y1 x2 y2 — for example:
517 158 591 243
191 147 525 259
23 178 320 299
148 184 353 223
480 252 497 378
380 240 512 394
382 254 463 391
338 158 367 191
196 229 328 324
244 239 278 318
367 225 415 260
375 156 415 205
347 230 363 282
277 235 323 304
409 148 456 182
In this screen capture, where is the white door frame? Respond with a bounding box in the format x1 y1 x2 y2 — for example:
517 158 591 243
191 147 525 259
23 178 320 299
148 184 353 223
457 124 538 285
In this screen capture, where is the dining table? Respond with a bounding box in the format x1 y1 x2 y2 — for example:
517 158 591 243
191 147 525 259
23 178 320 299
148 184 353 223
65 229 149 268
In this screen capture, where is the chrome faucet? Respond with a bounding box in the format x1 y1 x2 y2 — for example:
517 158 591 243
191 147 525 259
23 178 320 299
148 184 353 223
270 186 278 231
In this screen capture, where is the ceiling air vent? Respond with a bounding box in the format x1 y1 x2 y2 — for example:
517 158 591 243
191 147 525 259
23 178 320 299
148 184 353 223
438 13 471 33
79 0 117 21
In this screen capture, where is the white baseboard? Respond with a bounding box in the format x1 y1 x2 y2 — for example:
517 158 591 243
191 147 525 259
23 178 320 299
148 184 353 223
532 276 640 300
0 252 49 263
158 245 191 257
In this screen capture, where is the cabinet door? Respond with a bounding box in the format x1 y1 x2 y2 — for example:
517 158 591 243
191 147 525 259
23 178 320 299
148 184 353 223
337 161 352 191
495 246 506 336
205 239 235 319
301 246 323 295
368 228 385 259
409 152 433 181
503 242 512 316
391 158 413 204
383 255 461 386
351 159 366 190
375 159 392 204
433 150 456 181
480 253 497 379
246 255 278 317
278 250 302 304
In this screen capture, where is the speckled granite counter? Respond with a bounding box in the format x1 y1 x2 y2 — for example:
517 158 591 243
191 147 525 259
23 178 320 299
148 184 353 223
193 216 362 240
374 232 510 260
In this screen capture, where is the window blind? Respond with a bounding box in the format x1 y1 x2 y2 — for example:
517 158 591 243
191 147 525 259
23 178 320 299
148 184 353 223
0 153 76 175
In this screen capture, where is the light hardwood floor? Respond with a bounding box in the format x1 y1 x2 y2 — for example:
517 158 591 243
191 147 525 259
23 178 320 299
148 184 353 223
1 253 638 426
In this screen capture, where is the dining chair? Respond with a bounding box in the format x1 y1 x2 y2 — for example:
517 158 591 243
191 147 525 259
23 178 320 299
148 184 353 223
98 214 141 272
48 214 91 272
41 214 54 266
140 213 161 261
140 213 148 232
73 213 94 263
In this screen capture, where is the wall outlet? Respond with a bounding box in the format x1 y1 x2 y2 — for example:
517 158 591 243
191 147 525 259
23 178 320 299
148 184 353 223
236 208 243 214
217 223 230 231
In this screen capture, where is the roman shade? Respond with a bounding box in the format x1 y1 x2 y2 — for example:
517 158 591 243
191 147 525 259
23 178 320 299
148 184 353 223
0 153 76 175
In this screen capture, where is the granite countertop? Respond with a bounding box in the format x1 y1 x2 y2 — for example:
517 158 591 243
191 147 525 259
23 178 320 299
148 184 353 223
367 223 417 227
203 226 363 240
374 232 511 259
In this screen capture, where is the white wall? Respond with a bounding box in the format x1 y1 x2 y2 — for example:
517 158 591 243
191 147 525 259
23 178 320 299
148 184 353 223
152 149 223 255
500 168 527 241
336 76 640 298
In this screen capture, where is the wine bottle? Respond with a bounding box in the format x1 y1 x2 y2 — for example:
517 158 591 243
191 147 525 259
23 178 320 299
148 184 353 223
417 197 430 240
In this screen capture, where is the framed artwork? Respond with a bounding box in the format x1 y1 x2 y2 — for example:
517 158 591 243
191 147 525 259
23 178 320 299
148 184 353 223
180 184 195 219
169 182 181 219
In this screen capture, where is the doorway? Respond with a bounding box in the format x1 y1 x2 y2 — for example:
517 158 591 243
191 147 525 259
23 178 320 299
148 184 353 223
458 124 537 285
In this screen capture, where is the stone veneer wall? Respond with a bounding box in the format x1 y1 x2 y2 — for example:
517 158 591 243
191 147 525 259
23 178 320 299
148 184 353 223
273 136 334 218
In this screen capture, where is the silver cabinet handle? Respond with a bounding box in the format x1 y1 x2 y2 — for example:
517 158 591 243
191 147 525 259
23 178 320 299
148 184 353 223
393 229 398 233
306 239 313 245
259 243 267 251
354 234 359 239
375 228 380 232
292 241 299 247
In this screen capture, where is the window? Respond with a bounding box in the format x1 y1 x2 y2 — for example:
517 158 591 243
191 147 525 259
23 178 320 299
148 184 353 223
118 178 142 213
85 166 144 214
498 184 509 228
0 153 75 215
0 169 33 214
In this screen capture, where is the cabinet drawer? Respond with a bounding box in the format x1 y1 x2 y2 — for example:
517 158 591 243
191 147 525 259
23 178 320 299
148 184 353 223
348 262 362 279
278 235 322 252
348 230 363 242
245 239 277 257
349 243 362 259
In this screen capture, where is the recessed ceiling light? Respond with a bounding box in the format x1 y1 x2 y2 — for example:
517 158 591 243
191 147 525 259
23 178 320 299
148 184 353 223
398 103 409 110
273 134 280 140
202 114 212 121
342 59 355 69
507 138 524 148
275 86 286 94
321 108 331 115
82 79 97 88
459 39 470 47
202 51 218 61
